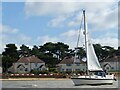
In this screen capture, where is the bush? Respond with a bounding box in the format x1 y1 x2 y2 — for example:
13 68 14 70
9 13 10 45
65 71 72 74
39 70 49 74
49 68 58 73
31 70 39 75
30 70 49 75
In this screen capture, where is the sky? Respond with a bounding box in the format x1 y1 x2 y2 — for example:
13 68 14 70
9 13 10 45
0 0 119 53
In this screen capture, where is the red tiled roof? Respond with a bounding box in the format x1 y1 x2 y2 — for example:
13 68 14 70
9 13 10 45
59 56 86 64
59 56 74 64
17 55 44 63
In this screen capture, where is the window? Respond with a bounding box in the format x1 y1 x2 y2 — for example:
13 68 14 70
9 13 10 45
25 68 28 71
66 64 71 66
35 63 38 67
76 64 80 66
76 69 80 71
106 67 109 69
66 69 72 71
111 67 114 69
37 68 39 70
20 68 23 71
25 63 28 65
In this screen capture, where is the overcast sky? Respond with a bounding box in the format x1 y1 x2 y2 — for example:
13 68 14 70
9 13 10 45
1 0 119 53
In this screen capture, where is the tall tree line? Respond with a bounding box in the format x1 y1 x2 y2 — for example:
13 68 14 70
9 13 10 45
1 42 119 72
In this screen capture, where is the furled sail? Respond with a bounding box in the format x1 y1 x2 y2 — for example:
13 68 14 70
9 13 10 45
85 22 103 71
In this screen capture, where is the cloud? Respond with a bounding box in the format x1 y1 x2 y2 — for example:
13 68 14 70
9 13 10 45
0 25 1 32
18 34 31 42
37 35 59 44
36 27 118 50
93 37 118 49
1 25 31 44
0 25 2 53
60 29 118 49
25 2 81 17
48 16 67 27
0 24 32 53
60 30 77 48
0 24 19 34
25 1 118 17
25 0 116 2
68 3 118 31
92 32 118 49
24 2 115 16
88 7 118 31
61 29 78 37
25 2 118 30
2 1 118 53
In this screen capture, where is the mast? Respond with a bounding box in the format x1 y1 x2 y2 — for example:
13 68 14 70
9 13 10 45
83 10 89 75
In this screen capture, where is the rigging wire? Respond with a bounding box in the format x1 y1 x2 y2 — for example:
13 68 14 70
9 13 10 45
76 12 84 49
73 10 84 74
74 11 84 64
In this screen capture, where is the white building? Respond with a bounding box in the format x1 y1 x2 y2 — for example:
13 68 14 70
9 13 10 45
57 56 86 72
8 55 47 73
100 56 120 72
57 55 120 73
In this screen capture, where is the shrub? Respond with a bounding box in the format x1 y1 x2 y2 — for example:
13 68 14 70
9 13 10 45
39 70 49 74
30 70 49 75
49 68 58 73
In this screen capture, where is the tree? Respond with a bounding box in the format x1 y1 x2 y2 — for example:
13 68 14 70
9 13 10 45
76 47 86 59
102 46 116 59
115 47 120 56
39 42 70 60
19 44 31 57
2 42 118 73
55 42 69 60
2 44 19 72
0 54 2 67
38 42 70 68
2 44 19 59
31 45 40 56
2 56 13 72
42 42 55 53
93 44 103 61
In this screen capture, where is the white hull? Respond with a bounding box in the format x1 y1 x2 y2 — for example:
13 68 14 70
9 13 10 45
71 75 114 85
72 78 113 85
